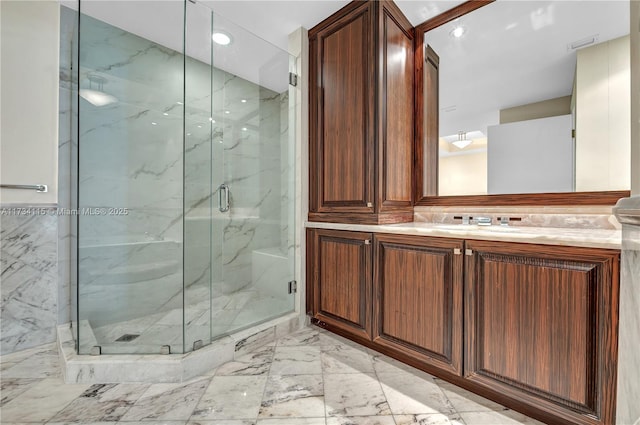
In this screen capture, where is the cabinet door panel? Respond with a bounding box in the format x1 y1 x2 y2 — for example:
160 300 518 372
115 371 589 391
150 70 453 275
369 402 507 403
465 240 619 425
307 229 372 340
379 5 413 207
373 234 463 375
311 3 374 213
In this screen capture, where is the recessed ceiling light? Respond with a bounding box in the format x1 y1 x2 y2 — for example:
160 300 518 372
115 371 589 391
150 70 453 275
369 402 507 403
224 110 230 114
242 127 247 131
212 31 232 46
197 125 202 128
449 26 466 38
151 122 157 126
241 99 247 103
163 112 169 116
176 101 183 105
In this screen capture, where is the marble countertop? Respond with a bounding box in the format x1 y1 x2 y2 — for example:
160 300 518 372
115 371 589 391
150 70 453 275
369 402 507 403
305 221 622 250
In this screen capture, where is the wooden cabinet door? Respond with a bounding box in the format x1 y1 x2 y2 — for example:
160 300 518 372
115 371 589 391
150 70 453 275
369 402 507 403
307 229 373 341
377 1 414 211
309 2 375 215
373 234 464 376
465 240 619 425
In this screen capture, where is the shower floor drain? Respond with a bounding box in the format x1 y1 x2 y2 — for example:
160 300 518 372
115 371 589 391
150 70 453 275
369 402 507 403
115 334 140 342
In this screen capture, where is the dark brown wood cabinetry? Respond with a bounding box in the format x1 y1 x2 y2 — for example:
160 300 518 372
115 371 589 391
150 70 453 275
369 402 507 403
306 228 373 342
307 228 620 425
464 240 619 425
309 0 414 224
373 234 464 376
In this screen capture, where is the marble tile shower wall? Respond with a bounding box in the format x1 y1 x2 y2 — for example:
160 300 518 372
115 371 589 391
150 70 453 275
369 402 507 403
0 212 59 355
73 14 290 328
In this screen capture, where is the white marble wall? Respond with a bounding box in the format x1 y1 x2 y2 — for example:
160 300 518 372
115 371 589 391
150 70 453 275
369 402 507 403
0 211 58 355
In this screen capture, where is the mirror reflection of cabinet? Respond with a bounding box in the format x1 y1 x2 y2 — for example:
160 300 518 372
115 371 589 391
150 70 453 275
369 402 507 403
415 0 631 205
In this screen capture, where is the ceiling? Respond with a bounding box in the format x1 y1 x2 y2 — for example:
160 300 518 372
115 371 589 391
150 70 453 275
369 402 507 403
425 0 629 138
69 0 629 126
202 1 467 49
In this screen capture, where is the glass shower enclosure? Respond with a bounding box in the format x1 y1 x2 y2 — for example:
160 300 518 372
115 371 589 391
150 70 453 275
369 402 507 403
72 0 296 354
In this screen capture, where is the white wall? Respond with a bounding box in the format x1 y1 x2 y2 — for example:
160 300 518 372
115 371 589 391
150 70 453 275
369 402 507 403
439 150 488 196
575 35 631 192
487 115 574 195
0 1 59 204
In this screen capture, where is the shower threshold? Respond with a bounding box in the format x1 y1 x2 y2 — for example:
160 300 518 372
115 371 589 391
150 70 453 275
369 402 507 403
56 312 301 383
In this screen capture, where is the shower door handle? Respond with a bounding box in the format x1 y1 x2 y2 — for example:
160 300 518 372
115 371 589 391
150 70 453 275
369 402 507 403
218 183 230 212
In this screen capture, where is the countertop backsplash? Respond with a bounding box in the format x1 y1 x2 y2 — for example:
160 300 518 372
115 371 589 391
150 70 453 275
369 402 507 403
413 206 620 230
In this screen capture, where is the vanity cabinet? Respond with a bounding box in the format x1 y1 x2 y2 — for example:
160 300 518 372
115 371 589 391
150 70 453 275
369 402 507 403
308 0 414 224
373 234 464 376
306 228 620 425
464 240 620 425
306 229 373 342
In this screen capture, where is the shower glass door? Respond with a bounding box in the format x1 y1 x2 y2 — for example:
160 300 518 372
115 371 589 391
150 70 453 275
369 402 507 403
183 2 296 348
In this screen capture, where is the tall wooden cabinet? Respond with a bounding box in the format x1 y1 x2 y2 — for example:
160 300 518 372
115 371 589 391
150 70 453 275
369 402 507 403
309 0 414 224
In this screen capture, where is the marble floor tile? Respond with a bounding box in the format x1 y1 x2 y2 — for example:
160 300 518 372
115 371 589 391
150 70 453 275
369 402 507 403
377 372 455 415
0 361 19 372
435 379 508 413
0 342 57 364
459 410 547 425
187 421 255 425
0 326 543 425
324 373 390 417
119 378 209 421
0 378 89 423
46 422 119 425
325 415 396 425
191 375 268 420
395 413 467 425
258 374 325 418
276 327 332 347
1 349 60 379
49 383 149 422
257 419 325 425
270 346 322 375
0 377 40 406
216 345 274 376
321 344 374 374
371 353 421 375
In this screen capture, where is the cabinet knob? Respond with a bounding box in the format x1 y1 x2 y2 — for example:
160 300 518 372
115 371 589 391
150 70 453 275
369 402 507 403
366 202 373 208
364 239 371 245
465 249 473 256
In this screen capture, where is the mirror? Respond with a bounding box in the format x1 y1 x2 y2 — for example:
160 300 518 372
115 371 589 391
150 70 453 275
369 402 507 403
420 0 630 199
